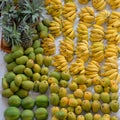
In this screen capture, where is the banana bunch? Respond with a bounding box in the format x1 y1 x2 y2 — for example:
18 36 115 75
79 6 95 27
59 37 74 62
85 60 101 81
41 34 56 56
75 40 89 62
49 17 62 37
108 11 120 32
92 0 106 11
53 55 69 72
90 24 104 42
107 0 120 9
62 20 75 39
46 0 62 17
77 23 88 41
95 10 110 25
105 26 120 44
69 58 85 76
78 0 89 4
64 0 74 3
62 2 77 22
102 57 119 81
105 44 118 58
90 42 104 62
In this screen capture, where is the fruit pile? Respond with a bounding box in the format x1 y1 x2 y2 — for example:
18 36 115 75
1 0 120 120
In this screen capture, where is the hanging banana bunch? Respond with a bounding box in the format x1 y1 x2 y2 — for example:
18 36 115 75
105 44 118 58
69 58 85 76
101 57 120 82
49 17 62 37
77 23 88 41
41 34 56 56
62 1 77 22
107 0 120 9
85 60 101 81
46 0 62 17
78 0 89 4
90 42 104 63
90 24 104 42
95 10 110 25
52 55 69 72
62 20 75 39
105 26 120 44
78 6 95 27
75 40 89 62
59 37 74 62
92 0 106 11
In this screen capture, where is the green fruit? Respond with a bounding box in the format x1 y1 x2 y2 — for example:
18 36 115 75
100 77 110 87
92 93 100 100
43 56 52 67
48 77 58 85
2 88 13 98
110 100 119 112
68 98 78 107
42 19 51 27
12 50 24 59
33 81 40 92
104 87 110 93
93 114 101 120
32 73 41 81
101 103 110 114
32 34 39 41
21 110 34 120
110 116 118 120
14 75 23 87
35 108 48 120
69 82 78 91
82 100 91 112
13 65 25 74
6 62 17 71
39 80 49 94
41 67 49 75
15 89 28 98
5 72 16 83
32 40 41 49
100 92 110 103
111 84 119 93
24 68 33 77
111 93 119 100
26 59 34 68
85 78 92 87
24 47 34 55
36 22 44 32
61 72 70 81
11 45 23 52
67 106 74 112
28 52 35 60
75 106 82 115
85 113 93 120
4 53 14 63
35 95 49 108
22 81 34 91
59 87 67 98
2 78 9 89
60 97 68 107
35 54 44 66
74 89 83 98
59 80 68 88
40 75 48 81
67 112 76 120
50 71 61 80
4 107 20 120
10 81 19 93
21 96 35 109
77 115 85 120
76 75 86 85
91 100 101 113
16 56 28 65
51 107 60 116
8 95 21 107
19 74 28 81
94 85 103 93
33 64 41 73
55 111 66 120
50 83 59 93
50 93 60 106
34 47 44 54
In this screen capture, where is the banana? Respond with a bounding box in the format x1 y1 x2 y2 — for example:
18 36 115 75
107 0 120 9
78 0 89 4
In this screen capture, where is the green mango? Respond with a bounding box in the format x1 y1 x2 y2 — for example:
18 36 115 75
21 81 34 91
24 68 33 77
14 74 23 87
2 88 13 98
110 100 119 112
13 65 25 74
61 71 70 81
32 73 41 81
33 64 41 73
42 19 51 27
2 78 9 89
4 53 14 63
82 100 91 112
12 50 24 59
67 112 76 120
6 62 17 71
43 56 52 67
24 47 34 55
35 54 44 66
16 56 28 65
55 111 66 120
101 103 110 114
100 92 110 103
50 93 59 106
36 22 45 32
50 83 59 93
50 71 61 81
4 107 20 120
11 45 23 52
5 72 16 83
26 59 34 68
21 110 34 120
85 113 93 120
91 100 101 113
15 89 28 98
34 47 44 54
10 81 19 93
28 52 35 60
32 40 41 49
33 81 40 92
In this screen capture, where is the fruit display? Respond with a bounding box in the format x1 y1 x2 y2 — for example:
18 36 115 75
1 0 120 120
